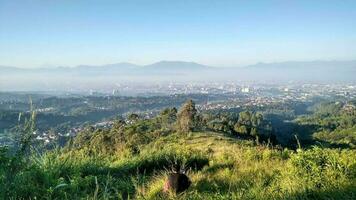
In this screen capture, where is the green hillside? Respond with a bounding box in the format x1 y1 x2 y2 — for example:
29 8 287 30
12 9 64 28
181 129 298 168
1 100 356 199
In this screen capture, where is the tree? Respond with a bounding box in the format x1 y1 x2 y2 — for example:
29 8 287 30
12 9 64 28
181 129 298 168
176 100 197 133
234 123 249 135
238 111 252 126
160 107 177 125
233 111 275 141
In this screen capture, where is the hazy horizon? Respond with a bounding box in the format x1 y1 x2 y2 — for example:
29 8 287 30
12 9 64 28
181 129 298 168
1 1 356 91
2 59 356 69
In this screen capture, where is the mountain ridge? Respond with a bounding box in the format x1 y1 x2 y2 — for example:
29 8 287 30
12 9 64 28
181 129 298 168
2 60 356 71
0 61 212 71
1 60 356 88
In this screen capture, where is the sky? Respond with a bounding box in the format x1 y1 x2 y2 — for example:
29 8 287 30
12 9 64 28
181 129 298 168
0 0 356 68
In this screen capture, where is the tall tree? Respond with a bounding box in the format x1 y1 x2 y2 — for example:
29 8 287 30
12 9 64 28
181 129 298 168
176 100 197 132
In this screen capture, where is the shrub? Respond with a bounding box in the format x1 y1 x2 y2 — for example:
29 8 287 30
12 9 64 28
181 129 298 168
287 147 356 192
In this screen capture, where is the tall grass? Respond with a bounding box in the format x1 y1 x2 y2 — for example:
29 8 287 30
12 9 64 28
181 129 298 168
1 130 355 199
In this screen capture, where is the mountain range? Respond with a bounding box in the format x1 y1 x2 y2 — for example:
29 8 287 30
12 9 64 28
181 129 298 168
0 61 210 74
1 60 356 91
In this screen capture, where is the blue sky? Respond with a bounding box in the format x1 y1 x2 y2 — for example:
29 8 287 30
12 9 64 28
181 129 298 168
0 0 356 67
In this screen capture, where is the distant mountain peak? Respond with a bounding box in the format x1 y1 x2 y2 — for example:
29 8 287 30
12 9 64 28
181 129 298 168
153 60 198 64
144 61 210 70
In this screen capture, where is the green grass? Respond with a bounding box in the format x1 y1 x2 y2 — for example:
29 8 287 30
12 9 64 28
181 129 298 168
1 132 356 199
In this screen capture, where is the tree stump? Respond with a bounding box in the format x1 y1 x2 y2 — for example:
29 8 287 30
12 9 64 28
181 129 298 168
163 172 191 194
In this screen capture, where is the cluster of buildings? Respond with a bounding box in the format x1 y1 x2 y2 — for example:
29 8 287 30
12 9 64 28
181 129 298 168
86 82 356 98
198 83 356 111
33 128 79 144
